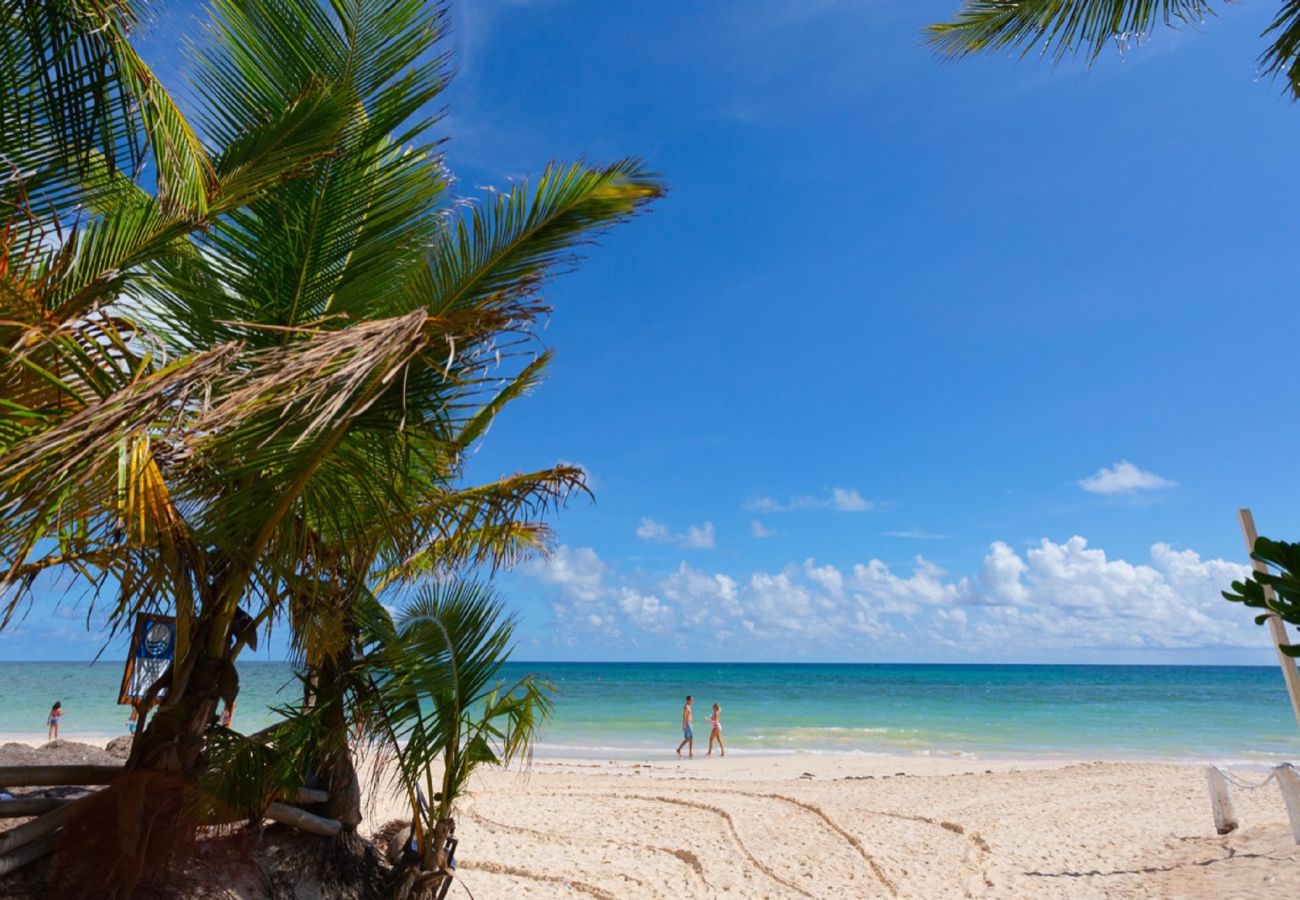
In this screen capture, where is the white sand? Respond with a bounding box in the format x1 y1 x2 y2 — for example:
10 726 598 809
362 753 1300 899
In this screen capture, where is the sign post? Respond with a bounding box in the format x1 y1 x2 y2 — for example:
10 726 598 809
118 613 176 706
1237 508 1300 735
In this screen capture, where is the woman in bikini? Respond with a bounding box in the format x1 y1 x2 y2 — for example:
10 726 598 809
706 702 724 757
47 701 62 740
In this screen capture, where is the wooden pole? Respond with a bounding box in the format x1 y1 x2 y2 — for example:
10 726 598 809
0 765 121 787
264 802 341 837
1274 765 1300 844
1204 767 1238 835
0 802 77 855
0 797 67 818
1238 509 1300 734
0 831 60 878
294 787 329 804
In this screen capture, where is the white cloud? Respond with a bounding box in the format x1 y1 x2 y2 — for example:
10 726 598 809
963 536 1251 650
830 487 870 511
883 529 946 540
682 522 716 549
742 571 822 635
742 486 878 513
635 517 669 540
850 556 968 613
523 537 1259 657
804 559 844 598
750 520 776 538
1078 461 1175 495
661 563 742 624
635 518 716 549
523 545 606 602
979 541 1029 605
617 588 676 635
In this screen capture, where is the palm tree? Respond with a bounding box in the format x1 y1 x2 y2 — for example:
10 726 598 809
927 0 1300 97
0 0 661 891
358 583 551 898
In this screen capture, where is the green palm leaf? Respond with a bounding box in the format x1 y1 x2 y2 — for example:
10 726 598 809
0 0 213 218
928 1 1300 99
428 160 664 318
362 581 552 838
1261 1 1300 96
925 1 1216 61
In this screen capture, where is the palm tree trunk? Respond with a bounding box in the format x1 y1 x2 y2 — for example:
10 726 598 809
294 577 366 829
53 627 228 896
127 626 227 775
312 653 363 830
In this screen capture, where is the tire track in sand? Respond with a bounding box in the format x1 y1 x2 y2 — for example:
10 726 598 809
461 796 704 892
470 786 977 897
813 798 993 890
617 792 817 898
745 792 899 896
460 860 616 899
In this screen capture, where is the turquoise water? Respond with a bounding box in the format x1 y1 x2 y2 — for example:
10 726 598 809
1 662 1297 762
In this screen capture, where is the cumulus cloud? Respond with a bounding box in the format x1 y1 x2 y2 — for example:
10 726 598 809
661 563 741 620
979 541 1029 605
524 545 606 601
1078 461 1175 496
617 588 675 635
743 486 877 513
964 536 1249 650
682 523 717 549
525 537 1258 657
635 518 668 540
522 545 617 638
636 518 716 549
750 520 776 538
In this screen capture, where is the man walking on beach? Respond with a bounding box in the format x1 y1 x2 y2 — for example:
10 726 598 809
676 695 694 758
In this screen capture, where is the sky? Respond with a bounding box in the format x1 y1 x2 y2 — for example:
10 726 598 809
6 0 1300 664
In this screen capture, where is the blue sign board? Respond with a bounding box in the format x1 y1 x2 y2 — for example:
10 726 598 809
119 613 176 704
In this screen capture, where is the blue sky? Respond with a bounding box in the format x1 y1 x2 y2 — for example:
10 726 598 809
6 0 1300 663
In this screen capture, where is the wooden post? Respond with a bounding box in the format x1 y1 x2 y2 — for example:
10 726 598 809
1205 767 1238 835
1274 765 1300 844
0 802 77 855
0 797 67 818
0 831 60 878
1238 509 1300 734
0 765 121 787
264 802 342 837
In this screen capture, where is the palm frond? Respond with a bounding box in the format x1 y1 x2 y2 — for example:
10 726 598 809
0 341 236 624
0 0 213 219
360 581 551 841
925 0 1216 62
1261 1 1300 98
376 465 588 586
428 160 664 317
453 352 551 452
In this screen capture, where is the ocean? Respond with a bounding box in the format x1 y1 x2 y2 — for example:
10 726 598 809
1 661 1297 763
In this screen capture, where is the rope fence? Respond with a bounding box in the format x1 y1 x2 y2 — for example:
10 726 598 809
1205 763 1300 841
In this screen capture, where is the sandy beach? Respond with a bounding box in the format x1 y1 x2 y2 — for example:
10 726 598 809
357 753 1300 899
3 740 1299 897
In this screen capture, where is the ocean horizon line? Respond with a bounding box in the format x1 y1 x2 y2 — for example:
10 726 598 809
0 658 1285 669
